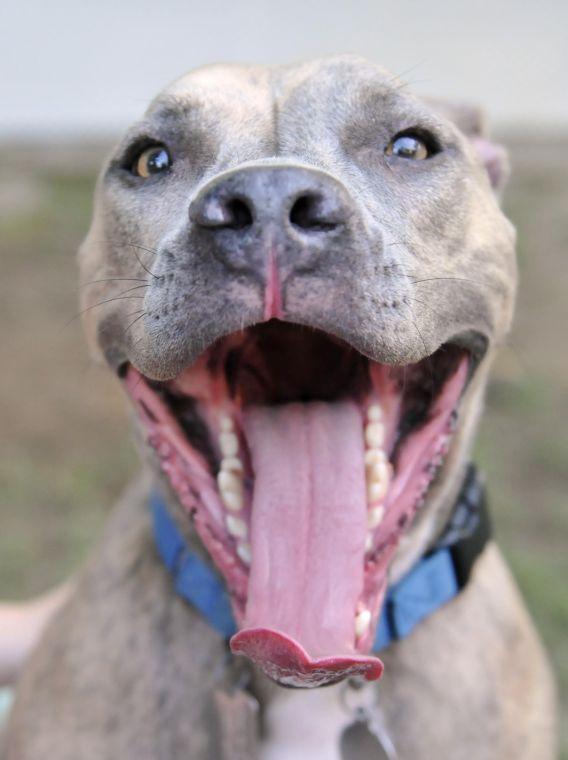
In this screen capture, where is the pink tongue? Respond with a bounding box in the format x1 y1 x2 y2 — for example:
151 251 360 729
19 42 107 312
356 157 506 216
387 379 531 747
230 401 383 686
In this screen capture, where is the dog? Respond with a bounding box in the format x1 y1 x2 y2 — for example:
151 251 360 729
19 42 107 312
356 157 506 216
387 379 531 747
2 55 557 759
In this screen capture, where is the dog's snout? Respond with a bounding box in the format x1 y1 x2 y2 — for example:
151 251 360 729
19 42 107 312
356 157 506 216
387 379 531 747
189 166 351 278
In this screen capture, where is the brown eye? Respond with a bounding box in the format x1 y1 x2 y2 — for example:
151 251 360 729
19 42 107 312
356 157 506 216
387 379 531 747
133 145 171 177
385 133 430 160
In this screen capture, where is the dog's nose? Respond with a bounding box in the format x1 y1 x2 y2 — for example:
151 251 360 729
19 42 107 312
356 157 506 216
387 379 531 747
189 165 351 277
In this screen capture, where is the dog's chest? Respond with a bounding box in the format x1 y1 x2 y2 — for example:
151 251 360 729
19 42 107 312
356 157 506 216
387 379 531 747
258 682 392 760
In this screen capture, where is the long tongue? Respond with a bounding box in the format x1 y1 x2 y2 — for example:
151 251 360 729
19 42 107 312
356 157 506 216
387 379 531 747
230 401 383 686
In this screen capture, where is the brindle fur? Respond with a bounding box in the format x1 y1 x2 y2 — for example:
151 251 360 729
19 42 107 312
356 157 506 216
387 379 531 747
2 56 557 759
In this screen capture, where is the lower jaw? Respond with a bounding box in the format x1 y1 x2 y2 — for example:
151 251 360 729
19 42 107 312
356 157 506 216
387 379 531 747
123 326 470 686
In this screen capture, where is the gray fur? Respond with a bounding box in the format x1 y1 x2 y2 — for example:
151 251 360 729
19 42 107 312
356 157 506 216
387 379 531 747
3 56 556 758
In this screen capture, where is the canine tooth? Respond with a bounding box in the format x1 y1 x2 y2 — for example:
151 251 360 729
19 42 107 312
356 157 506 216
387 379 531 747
221 456 244 473
219 415 234 432
221 489 244 512
368 505 385 529
367 404 383 422
219 431 239 457
355 609 372 638
365 422 385 449
365 534 373 552
227 515 248 538
368 480 389 503
237 543 251 565
364 449 387 467
217 470 243 494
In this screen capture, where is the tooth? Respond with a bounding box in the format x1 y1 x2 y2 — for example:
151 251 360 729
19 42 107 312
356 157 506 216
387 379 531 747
219 415 234 432
365 422 385 449
355 609 372 638
367 459 390 485
217 470 243 494
221 489 244 512
221 457 244 473
364 449 387 467
368 505 385 529
219 431 239 457
367 404 382 422
368 480 388 503
227 515 248 538
237 543 251 565
365 534 373 552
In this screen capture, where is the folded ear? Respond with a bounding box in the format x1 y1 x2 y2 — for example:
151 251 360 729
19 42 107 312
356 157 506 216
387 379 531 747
422 98 509 196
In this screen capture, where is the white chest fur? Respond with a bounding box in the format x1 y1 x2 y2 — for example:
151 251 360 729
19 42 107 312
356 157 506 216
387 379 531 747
259 682 349 760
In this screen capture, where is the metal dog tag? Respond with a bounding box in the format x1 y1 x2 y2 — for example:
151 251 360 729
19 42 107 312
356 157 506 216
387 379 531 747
340 706 396 760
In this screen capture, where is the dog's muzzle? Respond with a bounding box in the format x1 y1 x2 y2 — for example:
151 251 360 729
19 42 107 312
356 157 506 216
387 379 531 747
189 165 353 318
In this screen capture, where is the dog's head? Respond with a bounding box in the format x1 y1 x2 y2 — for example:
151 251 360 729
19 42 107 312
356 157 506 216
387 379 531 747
79 56 516 687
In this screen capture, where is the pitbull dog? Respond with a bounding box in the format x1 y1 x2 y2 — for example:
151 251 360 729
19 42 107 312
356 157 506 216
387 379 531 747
2 56 556 759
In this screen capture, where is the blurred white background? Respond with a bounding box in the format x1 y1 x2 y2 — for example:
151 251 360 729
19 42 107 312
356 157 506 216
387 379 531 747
1 0 567 137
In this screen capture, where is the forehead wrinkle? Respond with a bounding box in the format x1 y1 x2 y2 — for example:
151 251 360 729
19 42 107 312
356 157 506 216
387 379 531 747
146 95 206 127
145 69 278 162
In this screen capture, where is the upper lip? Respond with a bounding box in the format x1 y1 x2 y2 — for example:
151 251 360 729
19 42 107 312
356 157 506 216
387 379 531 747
116 323 488 384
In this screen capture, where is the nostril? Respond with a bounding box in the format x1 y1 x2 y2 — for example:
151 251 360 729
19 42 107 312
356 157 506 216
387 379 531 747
289 194 339 232
226 198 254 230
194 195 254 230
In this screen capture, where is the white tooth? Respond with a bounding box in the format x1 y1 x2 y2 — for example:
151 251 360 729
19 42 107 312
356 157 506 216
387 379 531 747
365 534 373 552
365 422 385 449
367 404 382 422
237 543 251 565
221 489 244 512
217 470 243 494
219 431 239 457
227 515 248 538
368 505 385 529
355 609 372 638
368 480 388 503
367 460 390 485
221 456 244 473
364 449 387 467
219 415 234 432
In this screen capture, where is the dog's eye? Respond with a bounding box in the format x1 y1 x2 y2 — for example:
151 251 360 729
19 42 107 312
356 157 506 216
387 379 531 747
133 145 172 178
385 132 434 160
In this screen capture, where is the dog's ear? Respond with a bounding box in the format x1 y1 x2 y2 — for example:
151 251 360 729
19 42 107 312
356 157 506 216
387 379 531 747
422 98 509 195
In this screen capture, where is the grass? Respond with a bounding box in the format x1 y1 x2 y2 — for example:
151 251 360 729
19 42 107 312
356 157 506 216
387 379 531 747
0 139 566 754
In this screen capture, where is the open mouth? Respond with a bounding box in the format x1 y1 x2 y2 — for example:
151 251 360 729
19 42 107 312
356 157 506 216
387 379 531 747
123 320 473 687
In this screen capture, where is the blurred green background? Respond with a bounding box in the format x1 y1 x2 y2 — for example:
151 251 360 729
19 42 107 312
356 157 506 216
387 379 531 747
0 138 566 754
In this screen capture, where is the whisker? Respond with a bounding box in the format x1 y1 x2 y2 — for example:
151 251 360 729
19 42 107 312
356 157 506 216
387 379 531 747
93 238 160 257
125 241 160 257
407 296 445 321
118 283 151 295
63 295 147 329
410 316 429 358
123 312 147 336
79 277 149 289
129 245 160 279
388 61 427 85
410 276 485 287
124 309 146 318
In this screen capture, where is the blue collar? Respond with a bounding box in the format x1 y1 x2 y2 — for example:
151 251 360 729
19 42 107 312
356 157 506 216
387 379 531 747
151 465 489 651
